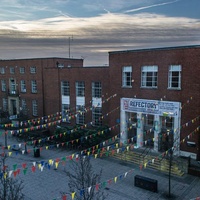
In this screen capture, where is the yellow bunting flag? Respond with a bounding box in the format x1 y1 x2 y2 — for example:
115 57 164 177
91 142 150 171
114 177 117 183
71 192 76 200
55 162 59 169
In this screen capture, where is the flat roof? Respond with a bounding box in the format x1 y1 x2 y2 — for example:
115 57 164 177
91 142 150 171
109 45 200 54
0 57 83 61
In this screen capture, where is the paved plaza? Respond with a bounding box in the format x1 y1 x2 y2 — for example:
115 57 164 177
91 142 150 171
0 133 200 200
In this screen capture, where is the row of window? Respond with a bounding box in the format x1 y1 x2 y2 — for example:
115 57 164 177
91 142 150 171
2 98 38 116
2 96 102 125
122 65 182 89
1 80 37 93
0 66 36 74
62 104 102 126
61 81 102 98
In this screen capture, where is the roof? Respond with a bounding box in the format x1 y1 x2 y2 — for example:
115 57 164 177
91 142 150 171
0 57 83 61
109 45 200 54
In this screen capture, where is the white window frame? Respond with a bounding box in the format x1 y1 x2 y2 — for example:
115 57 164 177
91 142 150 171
92 107 102 126
21 99 28 115
20 67 25 74
3 98 8 111
168 65 181 89
61 81 70 96
62 104 70 123
141 66 158 88
0 67 5 74
32 100 38 116
76 105 85 125
122 66 132 87
76 81 85 97
92 82 102 98
10 67 15 74
1 80 6 92
30 66 36 74
20 80 26 93
31 80 37 93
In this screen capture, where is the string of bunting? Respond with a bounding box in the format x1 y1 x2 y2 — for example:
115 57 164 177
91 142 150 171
0 106 120 153
2 120 199 179
0 93 117 129
53 168 134 200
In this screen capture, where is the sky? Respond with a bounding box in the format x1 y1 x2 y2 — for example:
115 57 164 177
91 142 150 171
0 0 199 66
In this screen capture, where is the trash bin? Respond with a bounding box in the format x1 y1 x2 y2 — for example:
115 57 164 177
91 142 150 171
34 147 40 157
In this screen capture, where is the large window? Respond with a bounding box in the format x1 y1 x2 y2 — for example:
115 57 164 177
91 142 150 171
168 65 181 89
20 80 26 93
20 67 25 74
10 67 15 74
2 98 8 111
21 99 28 116
32 100 38 116
31 80 37 93
76 105 85 124
61 81 70 96
76 81 85 97
30 66 36 74
1 80 6 92
92 107 102 126
0 67 5 74
62 104 70 123
92 82 102 98
122 66 132 87
141 66 158 88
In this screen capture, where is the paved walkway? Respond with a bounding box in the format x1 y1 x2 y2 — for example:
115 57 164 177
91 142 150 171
0 133 200 200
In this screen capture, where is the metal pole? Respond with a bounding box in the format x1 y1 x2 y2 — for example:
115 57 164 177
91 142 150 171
3 155 7 199
168 150 172 197
5 129 7 149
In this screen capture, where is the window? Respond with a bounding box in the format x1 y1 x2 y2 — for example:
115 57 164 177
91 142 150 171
92 82 102 98
10 67 15 74
144 114 154 127
20 80 26 93
21 99 28 115
141 66 158 88
0 67 5 74
76 105 85 124
31 80 37 93
76 82 85 97
122 66 132 87
62 104 70 123
61 81 70 96
1 80 6 92
2 98 8 111
168 65 181 89
32 100 38 116
30 66 36 73
10 79 16 93
161 116 174 130
92 107 102 126
20 67 25 74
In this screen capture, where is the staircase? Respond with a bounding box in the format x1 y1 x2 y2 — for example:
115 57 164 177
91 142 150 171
110 149 184 176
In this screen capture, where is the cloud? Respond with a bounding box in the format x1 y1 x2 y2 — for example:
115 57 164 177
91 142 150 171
0 0 199 66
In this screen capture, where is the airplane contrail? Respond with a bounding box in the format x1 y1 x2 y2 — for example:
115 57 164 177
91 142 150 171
124 0 180 13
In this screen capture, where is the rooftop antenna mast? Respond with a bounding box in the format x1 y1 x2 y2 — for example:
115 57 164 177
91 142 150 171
69 35 73 58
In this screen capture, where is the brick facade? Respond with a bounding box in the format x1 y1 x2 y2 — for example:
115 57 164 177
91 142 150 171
0 46 199 159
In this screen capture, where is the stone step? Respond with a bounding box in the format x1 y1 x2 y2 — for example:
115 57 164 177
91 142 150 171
109 151 184 176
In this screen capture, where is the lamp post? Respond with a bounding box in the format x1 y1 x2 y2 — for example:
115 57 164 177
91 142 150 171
168 148 173 198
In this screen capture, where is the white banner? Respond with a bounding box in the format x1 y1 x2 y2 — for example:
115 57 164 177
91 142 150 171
122 98 181 117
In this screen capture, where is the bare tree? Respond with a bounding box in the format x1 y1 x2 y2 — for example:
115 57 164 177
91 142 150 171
64 156 107 200
0 156 25 200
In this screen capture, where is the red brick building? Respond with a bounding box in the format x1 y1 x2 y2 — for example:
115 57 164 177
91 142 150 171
0 45 199 160
108 45 200 160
